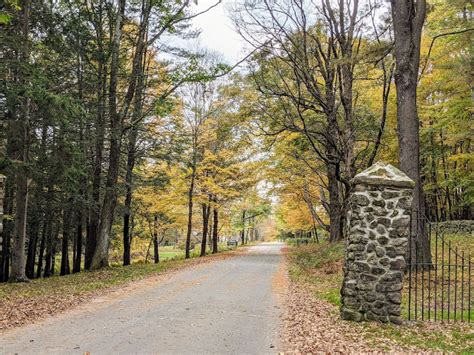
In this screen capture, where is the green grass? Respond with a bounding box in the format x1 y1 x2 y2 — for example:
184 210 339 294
286 238 473 353
360 321 473 353
288 241 344 306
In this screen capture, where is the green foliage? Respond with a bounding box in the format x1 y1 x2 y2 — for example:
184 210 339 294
0 0 19 24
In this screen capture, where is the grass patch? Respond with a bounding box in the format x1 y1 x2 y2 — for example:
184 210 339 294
286 238 473 353
288 241 344 306
360 321 473 353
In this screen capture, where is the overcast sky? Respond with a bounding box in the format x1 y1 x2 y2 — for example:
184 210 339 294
190 0 246 64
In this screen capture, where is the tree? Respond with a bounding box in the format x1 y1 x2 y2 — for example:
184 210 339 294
390 0 431 263
8 0 30 283
233 0 390 242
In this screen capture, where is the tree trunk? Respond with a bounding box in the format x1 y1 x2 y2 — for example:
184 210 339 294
200 203 210 257
0 177 14 282
123 133 134 266
390 0 431 265
85 3 107 270
73 210 82 273
10 0 31 283
123 44 146 266
240 210 246 245
43 248 52 278
90 0 126 270
91 0 150 269
153 215 159 264
212 207 218 254
43 212 56 278
185 159 197 259
36 221 46 279
60 205 72 276
327 162 343 242
25 213 40 279
10 171 29 282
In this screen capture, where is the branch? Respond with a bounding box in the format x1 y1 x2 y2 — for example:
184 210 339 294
419 28 474 80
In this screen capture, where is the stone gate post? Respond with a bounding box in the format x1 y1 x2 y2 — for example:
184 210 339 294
340 162 414 324
0 174 5 252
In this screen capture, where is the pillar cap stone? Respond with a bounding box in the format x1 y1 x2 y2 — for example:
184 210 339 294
352 161 415 189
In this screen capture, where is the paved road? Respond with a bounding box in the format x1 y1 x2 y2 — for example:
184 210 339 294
1 242 285 355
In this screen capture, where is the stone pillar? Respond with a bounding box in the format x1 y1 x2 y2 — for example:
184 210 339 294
0 175 5 253
340 161 414 324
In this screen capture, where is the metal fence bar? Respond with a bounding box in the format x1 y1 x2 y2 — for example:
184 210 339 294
415 232 419 320
461 251 464 322
469 259 471 323
421 230 425 320
441 239 445 320
427 224 432 320
448 241 451 322
408 216 413 321
434 228 438 321
454 246 458 321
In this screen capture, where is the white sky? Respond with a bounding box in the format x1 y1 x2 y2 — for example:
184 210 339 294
190 0 246 64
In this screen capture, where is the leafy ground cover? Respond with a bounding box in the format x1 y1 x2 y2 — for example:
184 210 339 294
285 240 473 353
0 245 236 331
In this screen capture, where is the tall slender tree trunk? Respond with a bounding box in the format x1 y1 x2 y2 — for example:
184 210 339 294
90 0 126 270
185 150 197 259
240 210 246 245
123 45 147 266
390 0 431 264
200 203 210 257
73 210 83 273
36 222 46 279
0 177 14 282
60 205 72 276
10 0 31 283
86 63 105 269
85 2 107 270
91 0 150 269
153 215 159 264
25 213 40 279
123 129 136 266
327 163 343 242
212 206 218 254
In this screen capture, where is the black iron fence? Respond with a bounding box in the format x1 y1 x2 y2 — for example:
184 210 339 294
406 214 472 322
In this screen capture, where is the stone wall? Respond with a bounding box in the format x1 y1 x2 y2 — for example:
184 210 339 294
0 175 5 253
340 162 414 324
431 220 474 236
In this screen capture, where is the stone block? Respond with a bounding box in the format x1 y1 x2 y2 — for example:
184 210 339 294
377 235 389 245
377 217 391 227
375 282 402 293
372 199 385 207
375 246 385 257
390 257 406 271
352 194 370 206
386 292 402 304
341 308 363 322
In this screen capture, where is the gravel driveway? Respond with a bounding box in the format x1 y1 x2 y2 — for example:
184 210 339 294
0 242 285 355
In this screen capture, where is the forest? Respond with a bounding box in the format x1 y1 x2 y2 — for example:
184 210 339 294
0 0 472 285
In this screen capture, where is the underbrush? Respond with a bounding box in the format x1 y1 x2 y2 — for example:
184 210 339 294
286 239 473 353
288 242 344 306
